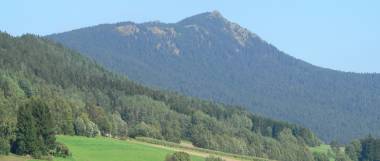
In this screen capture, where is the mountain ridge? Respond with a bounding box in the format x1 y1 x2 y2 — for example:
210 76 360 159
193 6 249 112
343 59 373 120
46 11 380 143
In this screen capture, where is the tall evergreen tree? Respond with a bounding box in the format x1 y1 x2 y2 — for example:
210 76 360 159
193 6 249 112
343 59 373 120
0 103 14 155
13 104 39 156
359 136 380 161
12 99 56 157
31 98 56 153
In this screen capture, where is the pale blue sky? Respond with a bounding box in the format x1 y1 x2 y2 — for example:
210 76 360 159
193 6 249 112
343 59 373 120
1 0 379 73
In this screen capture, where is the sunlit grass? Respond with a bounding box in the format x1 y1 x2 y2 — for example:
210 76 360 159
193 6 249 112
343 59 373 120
30 135 204 161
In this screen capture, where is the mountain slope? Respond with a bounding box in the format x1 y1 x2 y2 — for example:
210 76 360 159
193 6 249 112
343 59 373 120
47 11 380 143
0 32 320 161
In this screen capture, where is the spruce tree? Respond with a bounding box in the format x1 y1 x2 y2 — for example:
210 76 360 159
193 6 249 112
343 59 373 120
31 98 56 153
13 104 39 155
13 99 56 157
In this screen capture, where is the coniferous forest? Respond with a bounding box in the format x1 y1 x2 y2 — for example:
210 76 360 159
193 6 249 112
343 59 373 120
0 32 324 161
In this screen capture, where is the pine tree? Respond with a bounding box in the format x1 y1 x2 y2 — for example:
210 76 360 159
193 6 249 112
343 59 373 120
12 99 56 157
13 104 39 156
31 98 56 154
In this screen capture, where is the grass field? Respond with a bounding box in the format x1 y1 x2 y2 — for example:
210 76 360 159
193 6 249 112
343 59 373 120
1 135 269 161
309 144 335 161
39 135 206 161
309 144 332 154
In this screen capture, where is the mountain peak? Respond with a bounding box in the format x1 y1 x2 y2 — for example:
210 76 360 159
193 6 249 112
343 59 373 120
178 10 227 25
209 10 223 18
196 10 225 20
178 11 259 46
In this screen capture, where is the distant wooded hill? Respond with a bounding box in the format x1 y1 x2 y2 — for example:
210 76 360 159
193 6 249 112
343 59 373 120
47 11 380 143
0 32 320 161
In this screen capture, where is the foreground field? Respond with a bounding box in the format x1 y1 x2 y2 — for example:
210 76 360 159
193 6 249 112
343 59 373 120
1 135 272 161
48 135 205 161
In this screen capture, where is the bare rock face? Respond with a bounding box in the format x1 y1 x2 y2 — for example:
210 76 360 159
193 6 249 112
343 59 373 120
227 22 256 47
179 10 260 47
147 26 177 38
146 26 179 55
116 24 140 36
166 41 180 55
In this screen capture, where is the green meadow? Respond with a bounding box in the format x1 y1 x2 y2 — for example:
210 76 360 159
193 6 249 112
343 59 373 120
309 144 335 161
28 135 205 161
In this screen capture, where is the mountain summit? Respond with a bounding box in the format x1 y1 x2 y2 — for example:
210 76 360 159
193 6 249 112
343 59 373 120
47 11 380 143
179 11 259 47
179 10 228 25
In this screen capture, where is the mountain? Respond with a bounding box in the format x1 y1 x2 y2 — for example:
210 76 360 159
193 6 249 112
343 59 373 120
47 11 380 143
0 32 321 160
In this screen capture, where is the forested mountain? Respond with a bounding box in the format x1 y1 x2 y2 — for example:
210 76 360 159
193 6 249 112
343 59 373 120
47 11 380 143
0 32 322 160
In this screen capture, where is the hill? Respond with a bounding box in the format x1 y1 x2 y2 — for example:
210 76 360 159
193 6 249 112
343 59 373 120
47 11 380 143
0 32 320 161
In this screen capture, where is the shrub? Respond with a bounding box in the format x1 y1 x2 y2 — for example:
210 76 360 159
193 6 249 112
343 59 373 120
0 138 10 155
165 151 191 161
313 152 329 161
128 122 162 139
53 142 71 158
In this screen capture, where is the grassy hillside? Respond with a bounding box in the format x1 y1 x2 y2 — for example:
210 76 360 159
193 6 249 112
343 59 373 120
309 144 335 161
24 135 276 161
309 144 332 154
2 135 205 161
49 135 274 161
42 136 205 161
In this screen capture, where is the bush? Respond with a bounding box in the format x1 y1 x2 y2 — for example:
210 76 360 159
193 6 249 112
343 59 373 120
53 142 71 158
0 138 10 155
74 114 100 137
31 150 43 159
128 122 162 139
205 156 225 161
165 152 191 161
313 152 329 161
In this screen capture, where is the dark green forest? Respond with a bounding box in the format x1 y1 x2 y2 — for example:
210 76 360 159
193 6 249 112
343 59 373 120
0 32 325 160
345 136 380 161
47 11 380 143
12 98 56 158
